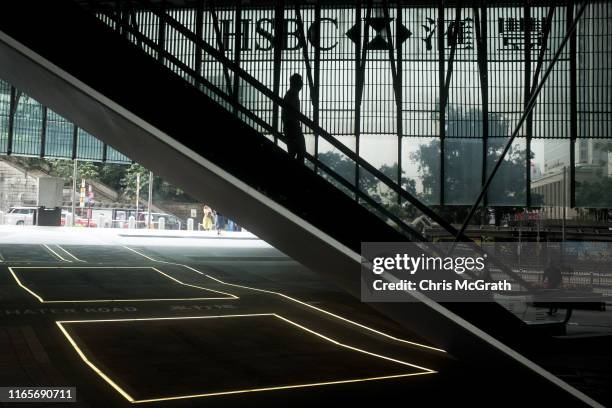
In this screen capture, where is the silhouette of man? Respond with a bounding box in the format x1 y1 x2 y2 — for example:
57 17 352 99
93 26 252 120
282 73 306 163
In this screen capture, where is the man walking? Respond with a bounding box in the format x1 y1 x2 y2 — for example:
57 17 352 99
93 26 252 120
282 73 306 163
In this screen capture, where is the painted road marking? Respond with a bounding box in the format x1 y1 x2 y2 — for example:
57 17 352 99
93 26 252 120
56 314 436 404
122 246 446 354
42 244 72 263
56 245 86 263
8 266 238 303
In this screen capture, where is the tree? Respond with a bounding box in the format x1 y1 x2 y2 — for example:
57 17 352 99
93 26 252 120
372 163 418 221
317 151 418 223
574 140 612 211
575 178 612 209
411 103 537 225
119 163 194 202
5 156 196 204
155 179 189 201
98 163 128 191
120 164 150 200
47 159 100 183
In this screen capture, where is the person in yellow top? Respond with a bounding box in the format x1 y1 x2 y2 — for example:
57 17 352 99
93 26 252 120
202 205 214 230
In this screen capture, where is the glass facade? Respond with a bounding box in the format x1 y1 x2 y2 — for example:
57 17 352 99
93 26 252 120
2 2 611 212
0 79 131 164
94 1 610 212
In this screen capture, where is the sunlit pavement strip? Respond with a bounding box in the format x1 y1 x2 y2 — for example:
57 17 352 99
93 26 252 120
0 225 270 248
56 314 436 403
42 244 88 263
55 245 87 262
8 266 238 302
122 245 446 353
42 244 73 263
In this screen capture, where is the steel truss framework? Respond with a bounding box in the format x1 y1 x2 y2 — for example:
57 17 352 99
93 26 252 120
2 1 610 210
103 0 610 209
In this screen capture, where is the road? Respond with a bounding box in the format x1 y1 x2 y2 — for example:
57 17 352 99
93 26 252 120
0 227 455 407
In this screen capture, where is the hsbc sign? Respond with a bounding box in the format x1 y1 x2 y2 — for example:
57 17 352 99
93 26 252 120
216 17 340 51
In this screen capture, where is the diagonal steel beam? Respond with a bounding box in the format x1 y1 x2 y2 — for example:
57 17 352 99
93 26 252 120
454 1 589 243
530 6 556 97
442 5 462 114
472 7 484 93
437 2 445 205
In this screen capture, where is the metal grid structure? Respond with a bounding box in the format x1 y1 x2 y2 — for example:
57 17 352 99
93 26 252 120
94 0 610 209
3 1 611 210
0 79 131 164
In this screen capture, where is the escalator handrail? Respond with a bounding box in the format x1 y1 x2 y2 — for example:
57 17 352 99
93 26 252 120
120 0 466 242
87 1 533 291
91 6 426 242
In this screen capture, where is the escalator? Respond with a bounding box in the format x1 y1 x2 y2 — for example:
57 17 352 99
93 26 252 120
0 1 600 405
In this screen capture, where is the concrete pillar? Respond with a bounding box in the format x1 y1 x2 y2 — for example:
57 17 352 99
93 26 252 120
158 217 165 230
65 213 72 226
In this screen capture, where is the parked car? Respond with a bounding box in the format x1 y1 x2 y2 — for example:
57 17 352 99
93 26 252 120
4 206 37 225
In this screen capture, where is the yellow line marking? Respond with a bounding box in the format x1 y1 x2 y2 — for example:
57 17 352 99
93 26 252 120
42 244 72 263
8 267 45 303
56 245 86 263
272 314 433 372
57 313 275 324
56 314 436 404
135 372 433 403
8 266 238 303
56 322 134 402
122 246 446 354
